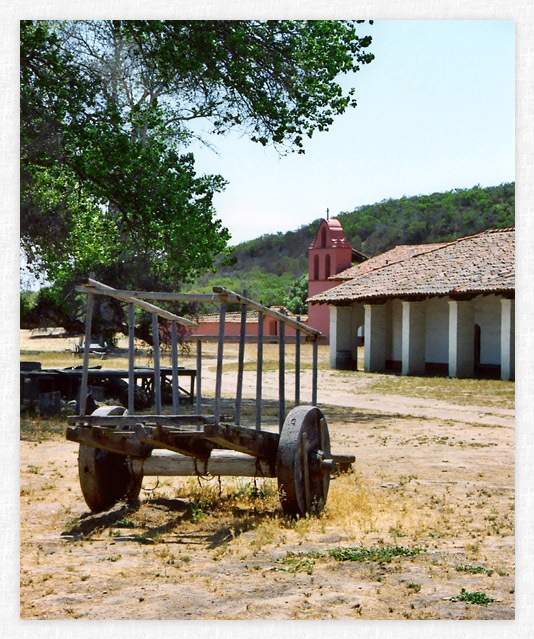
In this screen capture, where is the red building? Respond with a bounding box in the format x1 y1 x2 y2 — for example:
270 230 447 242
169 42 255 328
182 217 365 342
307 218 367 340
188 307 306 339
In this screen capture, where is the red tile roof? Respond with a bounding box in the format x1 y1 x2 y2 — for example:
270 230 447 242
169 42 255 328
310 229 514 305
332 243 448 281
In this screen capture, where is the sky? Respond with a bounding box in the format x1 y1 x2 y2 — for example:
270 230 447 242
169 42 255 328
188 20 515 246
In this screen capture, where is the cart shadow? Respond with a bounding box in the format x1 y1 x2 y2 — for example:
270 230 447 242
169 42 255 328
61 497 278 548
61 500 143 539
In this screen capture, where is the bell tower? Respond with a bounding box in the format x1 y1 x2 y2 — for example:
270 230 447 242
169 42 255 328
307 218 354 340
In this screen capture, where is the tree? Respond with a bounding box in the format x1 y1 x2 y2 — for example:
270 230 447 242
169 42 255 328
20 20 374 338
283 274 309 315
21 20 230 288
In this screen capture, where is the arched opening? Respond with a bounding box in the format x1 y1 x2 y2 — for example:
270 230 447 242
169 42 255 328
321 226 327 248
325 253 331 279
313 254 320 280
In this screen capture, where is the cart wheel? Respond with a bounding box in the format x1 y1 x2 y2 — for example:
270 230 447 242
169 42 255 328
276 405 332 517
78 405 143 513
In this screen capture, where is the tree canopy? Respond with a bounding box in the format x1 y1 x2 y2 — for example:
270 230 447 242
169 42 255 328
21 20 374 283
20 19 374 334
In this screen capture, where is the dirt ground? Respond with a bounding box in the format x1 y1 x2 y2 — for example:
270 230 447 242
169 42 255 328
20 330 515 620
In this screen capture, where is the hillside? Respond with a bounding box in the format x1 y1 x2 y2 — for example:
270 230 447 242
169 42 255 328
186 182 515 305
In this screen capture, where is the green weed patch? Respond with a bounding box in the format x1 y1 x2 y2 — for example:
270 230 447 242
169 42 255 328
453 588 495 606
328 546 424 563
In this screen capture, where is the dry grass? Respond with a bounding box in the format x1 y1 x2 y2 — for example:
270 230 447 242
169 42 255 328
19 329 515 620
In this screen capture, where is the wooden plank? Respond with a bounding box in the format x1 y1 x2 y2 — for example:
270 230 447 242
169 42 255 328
182 334 328 344
255 311 263 431
128 303 135 415
171 321 180 415
152 313 162 414
68 414 212 427
196 340 202 417
79 292 94 416
79 279 197 327
279 316 285 432
132 450 275 478
235 297 247 425
295 319 301 406
213 286 322 340
77 287 220 303
312 340 318 406
203 422 279 462
214 302 226 423
66 425 149 457
133 424 214 459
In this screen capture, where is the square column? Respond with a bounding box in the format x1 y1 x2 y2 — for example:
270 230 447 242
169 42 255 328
401 301 426 375
448 299 474 378
500 298 515 381
364 303 387 372
330 305 356 369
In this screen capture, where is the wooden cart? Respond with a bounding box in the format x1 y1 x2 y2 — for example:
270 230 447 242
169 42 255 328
67 279 354 517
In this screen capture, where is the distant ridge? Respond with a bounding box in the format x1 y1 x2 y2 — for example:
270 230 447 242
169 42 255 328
187 182 514 306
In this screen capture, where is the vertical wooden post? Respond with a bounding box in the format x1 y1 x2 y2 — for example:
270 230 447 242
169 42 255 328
152 313 162 414
278 315 286 432
235 293 247 425
128 303 135 415
255 311 264 431
295 316 301 407
312 340 318 406
79 292 94 416
214 301 226 423
171 321 180 415
196 339 202 418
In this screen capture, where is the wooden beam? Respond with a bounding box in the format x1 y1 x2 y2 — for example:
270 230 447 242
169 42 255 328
66 425 150 457
152 313 162 414
133 424 214 459
203 422 279 463
68 414 212 427
256 311 263 431
79 292 94 416
171 321 180 415
312 340 319 406
196 339 202 418
132 450 275 478
78 287 220 303
183 334 327 344
279 317 285 431
295 319 301 406
78 279 197 327
128 303 135 415
214 302 226 423
213 286 322 340
235 297 247 425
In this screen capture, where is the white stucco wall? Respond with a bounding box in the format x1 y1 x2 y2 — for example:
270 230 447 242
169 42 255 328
330 292 508 376
473 294 501 365
390 299 403 361
425 297 450 363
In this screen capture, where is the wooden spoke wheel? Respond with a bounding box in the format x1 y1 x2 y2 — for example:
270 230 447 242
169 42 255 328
276 405 332 517
78 405 143 513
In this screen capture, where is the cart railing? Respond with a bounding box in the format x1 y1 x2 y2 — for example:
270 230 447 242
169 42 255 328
77 279 323 431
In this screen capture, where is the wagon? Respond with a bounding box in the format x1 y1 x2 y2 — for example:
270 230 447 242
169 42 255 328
66 279 354 517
